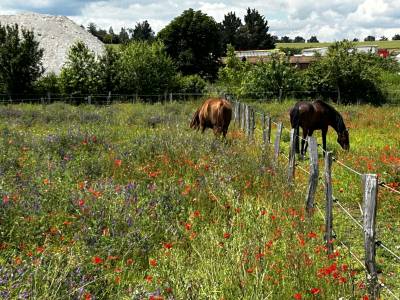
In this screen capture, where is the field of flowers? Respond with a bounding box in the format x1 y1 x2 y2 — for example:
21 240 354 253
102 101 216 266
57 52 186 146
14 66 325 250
0 100 398 299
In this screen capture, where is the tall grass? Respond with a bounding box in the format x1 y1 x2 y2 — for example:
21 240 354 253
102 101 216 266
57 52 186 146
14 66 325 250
0 101 398 299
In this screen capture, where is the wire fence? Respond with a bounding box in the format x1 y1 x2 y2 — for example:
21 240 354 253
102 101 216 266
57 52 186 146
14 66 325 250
233 98 400 299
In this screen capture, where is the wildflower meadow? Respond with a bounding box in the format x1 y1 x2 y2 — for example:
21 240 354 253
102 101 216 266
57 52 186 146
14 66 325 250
0 100 399 299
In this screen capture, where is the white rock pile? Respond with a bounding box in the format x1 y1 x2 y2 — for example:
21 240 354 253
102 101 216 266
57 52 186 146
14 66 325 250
0 12 105 75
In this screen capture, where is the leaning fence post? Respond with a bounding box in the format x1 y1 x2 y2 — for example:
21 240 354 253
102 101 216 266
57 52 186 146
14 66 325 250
251 108 255 140
262 113 267 145
363 174 379 299
287 128 296 184
273 122 283 168
306 136 318 215
324 151 334 254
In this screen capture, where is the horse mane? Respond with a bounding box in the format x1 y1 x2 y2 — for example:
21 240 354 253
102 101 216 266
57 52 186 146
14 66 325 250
314 100 346 133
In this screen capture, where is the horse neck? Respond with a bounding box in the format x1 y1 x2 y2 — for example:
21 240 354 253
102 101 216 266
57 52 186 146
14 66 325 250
329 110 346 134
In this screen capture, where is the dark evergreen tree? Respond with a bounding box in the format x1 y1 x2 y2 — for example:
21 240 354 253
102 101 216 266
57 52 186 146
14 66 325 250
0 23 44 94
236 8 275 50
118 27 130 44
132 21 155 41
220 12 242 51
158 9 223 80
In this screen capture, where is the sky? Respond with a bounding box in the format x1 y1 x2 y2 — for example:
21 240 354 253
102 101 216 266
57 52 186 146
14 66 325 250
1 0 400 42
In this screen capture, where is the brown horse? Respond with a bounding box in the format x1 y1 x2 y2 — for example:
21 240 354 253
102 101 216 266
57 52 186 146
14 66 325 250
190 98 232 137
290 100 349 155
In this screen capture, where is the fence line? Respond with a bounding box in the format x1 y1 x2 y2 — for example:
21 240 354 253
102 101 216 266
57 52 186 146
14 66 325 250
232 99 399 299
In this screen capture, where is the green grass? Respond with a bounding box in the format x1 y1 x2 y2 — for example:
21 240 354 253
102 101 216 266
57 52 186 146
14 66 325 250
0 100 398 299
277 40 400 50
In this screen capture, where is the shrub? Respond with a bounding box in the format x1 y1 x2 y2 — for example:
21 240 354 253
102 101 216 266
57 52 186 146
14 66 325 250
116 41 177 96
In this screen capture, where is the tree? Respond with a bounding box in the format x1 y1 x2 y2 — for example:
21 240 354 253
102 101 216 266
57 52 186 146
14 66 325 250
352 38 359 42
132 21 155 41
237 8 275 50
59 41 102 96
220 12 242 51
116 41 176 95
307 36 319 43
379 36 388 41
0 23 44 94
305 41 384 104
158 9 223 80
364 35 375 41
98 46 121 93
118 27 130 44
294 36 305 43
392 34 400 40
87 23 97 36
280 36 292 43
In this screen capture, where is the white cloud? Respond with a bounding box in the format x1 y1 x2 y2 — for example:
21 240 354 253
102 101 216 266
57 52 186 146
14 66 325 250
1 0 400 41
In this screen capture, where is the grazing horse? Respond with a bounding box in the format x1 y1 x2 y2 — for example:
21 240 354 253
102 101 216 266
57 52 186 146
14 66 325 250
190 98 232 137
290 100 349 155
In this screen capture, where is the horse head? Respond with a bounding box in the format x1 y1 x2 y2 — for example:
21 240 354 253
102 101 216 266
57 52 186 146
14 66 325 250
337 129 350 150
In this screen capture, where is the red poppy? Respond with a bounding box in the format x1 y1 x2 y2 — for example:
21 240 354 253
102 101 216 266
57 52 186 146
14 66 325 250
362 295 369 300
36 246 45 254
3 195 9 204
223 232 231 239
145 275 153 283
307 231 317 239
163 242 173 249
126 258 134 266
294 293 302 299
246 268 254 273
78 199 85 207
185 223 192 231
84 292 92 300
193 210 201 218
114 159 122 167
149 259 157 267
92 256 103 264
310 288 320 295
115 276 121 284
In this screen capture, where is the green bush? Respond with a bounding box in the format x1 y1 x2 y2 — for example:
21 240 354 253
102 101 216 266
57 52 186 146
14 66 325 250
116 41 177 95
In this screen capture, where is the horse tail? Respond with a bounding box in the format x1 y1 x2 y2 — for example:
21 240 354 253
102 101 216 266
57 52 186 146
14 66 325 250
190 108 200 130
290 106 300 154
217 100 231 136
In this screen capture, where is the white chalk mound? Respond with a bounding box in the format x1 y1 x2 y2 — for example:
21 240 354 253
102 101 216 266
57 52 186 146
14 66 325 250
0 12 105 75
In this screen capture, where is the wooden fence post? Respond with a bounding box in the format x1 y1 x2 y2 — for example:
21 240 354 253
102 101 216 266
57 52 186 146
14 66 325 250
273 122 283 168
47 92 51 104
262 113 266 145
236 101 240 126
363 174 379 299
88 95 92 105
251 108 255 140
324 151 334 254
266 115 271 144
241 103 245 131
107 91 111 105
306 136 318 214
287 128 296 184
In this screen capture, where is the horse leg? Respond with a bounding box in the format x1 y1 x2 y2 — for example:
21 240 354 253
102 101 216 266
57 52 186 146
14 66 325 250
301 129 307 158
304 130 314 154
295 127 300 154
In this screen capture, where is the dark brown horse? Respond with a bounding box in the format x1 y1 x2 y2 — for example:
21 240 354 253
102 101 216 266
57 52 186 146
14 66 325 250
190 98 232 137
290 100 349 155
